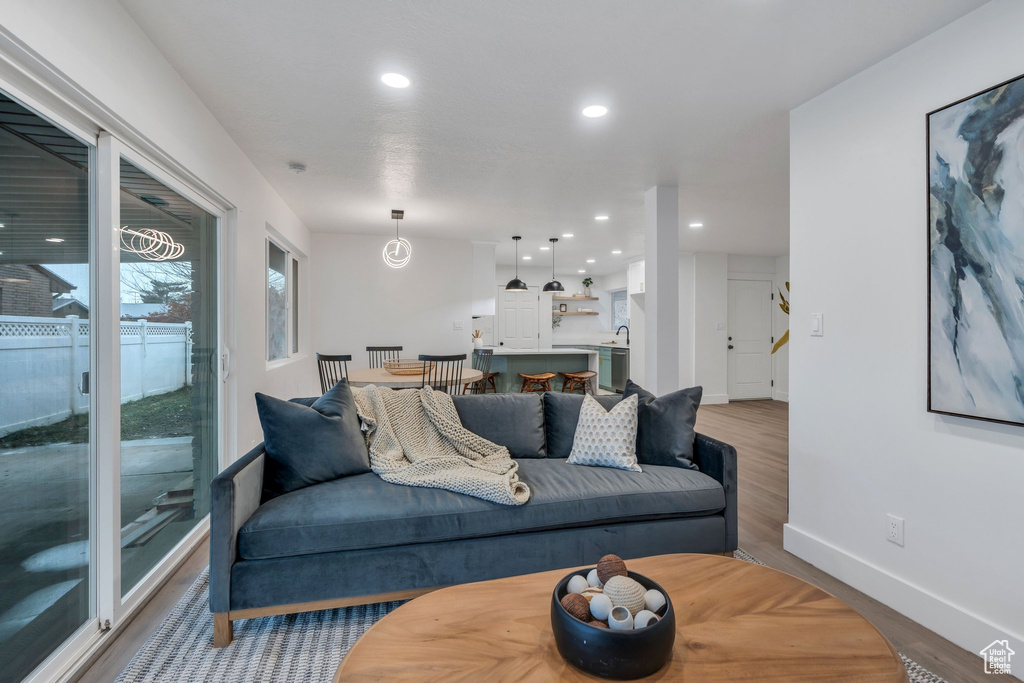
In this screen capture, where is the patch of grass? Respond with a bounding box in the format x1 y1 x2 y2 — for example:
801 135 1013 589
0 388 193 449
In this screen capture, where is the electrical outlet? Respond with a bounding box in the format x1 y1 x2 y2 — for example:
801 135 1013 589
886 514 904 546
453 320 464 331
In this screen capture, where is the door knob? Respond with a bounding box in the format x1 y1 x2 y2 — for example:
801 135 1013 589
728 345 734 350
728 336 732 341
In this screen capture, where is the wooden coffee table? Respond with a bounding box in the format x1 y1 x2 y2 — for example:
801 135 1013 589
335 553 908 682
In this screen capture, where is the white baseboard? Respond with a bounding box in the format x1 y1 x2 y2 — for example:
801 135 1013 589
702 393 729 405
773 390 789 402
784 524 1023 677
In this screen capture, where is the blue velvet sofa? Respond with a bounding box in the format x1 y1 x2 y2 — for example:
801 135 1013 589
209 392 737 646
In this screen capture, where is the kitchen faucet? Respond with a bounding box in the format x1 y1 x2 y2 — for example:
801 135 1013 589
616 325 630 346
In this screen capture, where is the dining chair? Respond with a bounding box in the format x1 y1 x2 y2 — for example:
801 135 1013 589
316 353 351 394
419 354 466 395
462 348 493 394
367 345 403 369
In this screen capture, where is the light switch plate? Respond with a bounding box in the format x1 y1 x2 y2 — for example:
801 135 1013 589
453 320 464 330
811 313 824 336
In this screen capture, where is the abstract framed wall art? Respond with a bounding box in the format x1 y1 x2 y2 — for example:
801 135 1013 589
928 73 1024 427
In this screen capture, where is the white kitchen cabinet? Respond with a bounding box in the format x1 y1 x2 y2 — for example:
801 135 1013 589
627 260 645 295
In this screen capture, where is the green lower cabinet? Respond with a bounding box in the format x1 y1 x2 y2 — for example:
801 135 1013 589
598 347 612 391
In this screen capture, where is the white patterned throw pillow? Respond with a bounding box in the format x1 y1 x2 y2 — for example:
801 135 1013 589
568 394 641 472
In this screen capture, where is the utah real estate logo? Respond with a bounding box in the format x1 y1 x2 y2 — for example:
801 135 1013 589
980 640 1015 675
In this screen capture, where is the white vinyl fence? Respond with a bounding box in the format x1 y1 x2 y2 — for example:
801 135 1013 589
0 315 192 436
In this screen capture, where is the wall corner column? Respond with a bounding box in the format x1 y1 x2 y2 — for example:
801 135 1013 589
643 185 679 395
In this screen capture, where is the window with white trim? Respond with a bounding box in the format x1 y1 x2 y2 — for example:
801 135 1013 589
267 237 301 361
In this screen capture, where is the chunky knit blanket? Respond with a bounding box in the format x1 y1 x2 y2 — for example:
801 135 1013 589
351 385 531 506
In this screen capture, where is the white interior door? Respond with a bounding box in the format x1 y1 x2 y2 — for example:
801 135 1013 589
727 279 773 399
497 286 539 349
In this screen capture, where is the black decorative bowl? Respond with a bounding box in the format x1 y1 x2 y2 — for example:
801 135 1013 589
550 568 675 680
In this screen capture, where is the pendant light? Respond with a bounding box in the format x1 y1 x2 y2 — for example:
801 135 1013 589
542 238 564 292
383 209 411 268
505 236 528 291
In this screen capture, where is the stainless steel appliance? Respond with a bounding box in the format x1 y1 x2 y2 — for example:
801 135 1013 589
611 347 629 393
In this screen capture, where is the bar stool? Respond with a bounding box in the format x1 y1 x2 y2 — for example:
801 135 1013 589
560 370 597 395
519 372 556 393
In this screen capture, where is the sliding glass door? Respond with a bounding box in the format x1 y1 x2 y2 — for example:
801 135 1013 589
0 94 93 683
118 159 218 597
0 88 221 681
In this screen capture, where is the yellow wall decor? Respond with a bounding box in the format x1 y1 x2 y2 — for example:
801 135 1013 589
772 282 789 354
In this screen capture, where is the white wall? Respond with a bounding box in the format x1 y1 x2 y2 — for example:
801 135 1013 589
677 254 696 389
0 0 313 459
788 0 1024 662
694 252 729 403
312 234 473 365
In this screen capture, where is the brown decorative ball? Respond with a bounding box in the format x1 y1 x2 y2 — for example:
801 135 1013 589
596 554 628 584
560 593 592 622
588 619 608 629
580 586 604 603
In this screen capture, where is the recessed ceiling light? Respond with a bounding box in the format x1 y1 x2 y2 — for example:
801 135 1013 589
522 256 532 260
689 222 704 229
582 105 608 118
45 237 65 243
594 215 609 221
0 222 5 228
540 246 550 251
562 233 574 238
381 73 411 88
578 269 586 273
586 259 595 263
611 250 622 255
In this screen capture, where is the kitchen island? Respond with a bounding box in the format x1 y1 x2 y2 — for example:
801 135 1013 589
487 347 597 393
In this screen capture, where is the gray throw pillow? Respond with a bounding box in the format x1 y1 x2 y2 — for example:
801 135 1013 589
255 379 370 499
623 380 702 470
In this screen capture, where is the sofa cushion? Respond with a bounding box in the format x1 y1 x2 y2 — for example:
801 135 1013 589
544 392 622 459
568 394 641 472
237 458 725 560
255 379 370 499
453 393 547 458
624 380 702 470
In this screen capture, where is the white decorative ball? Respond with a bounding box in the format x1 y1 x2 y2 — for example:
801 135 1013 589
567 574 589 594
587 568 603 587
603 575 646 616
643 588 666 613
634 609 659 629
589 594 612 621
608 605 634 631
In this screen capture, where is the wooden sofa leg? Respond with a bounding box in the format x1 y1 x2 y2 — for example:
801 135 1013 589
213 612 233 647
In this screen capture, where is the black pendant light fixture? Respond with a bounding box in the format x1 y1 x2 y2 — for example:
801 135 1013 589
542 238 564 292
505 236 528 291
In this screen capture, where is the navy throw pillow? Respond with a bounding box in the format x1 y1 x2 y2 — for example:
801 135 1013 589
623 380 702 470
255 379 370 499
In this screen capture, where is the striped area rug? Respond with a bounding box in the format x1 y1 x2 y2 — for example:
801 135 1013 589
116 551 947 682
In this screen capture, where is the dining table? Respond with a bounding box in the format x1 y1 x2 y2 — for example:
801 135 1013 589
346 366 483 389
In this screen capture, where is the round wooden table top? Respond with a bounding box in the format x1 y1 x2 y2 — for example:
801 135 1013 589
335 553 907 682
346 366 483 389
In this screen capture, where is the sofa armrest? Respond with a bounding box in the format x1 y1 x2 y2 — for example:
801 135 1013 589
693 433 738 551
209 443 266 613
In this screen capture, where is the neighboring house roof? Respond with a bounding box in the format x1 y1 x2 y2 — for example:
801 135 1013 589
31 265 75 294
53 297 89 312
120 302 169 319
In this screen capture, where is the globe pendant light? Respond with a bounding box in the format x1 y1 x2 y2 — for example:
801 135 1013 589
542 237 564 292
383 209 411 268
505 236 528 291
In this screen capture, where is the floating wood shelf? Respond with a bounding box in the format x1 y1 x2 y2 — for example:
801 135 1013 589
553 311 599 316
552 296 599 301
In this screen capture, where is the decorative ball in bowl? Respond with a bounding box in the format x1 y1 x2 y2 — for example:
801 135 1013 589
550 554 675 680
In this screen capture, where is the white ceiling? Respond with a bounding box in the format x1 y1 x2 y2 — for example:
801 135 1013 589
119 0 986 275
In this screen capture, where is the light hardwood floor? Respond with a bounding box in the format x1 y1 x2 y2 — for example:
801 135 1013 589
77 399 986 682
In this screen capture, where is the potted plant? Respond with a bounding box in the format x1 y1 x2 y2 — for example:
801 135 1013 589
582 277 594 297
